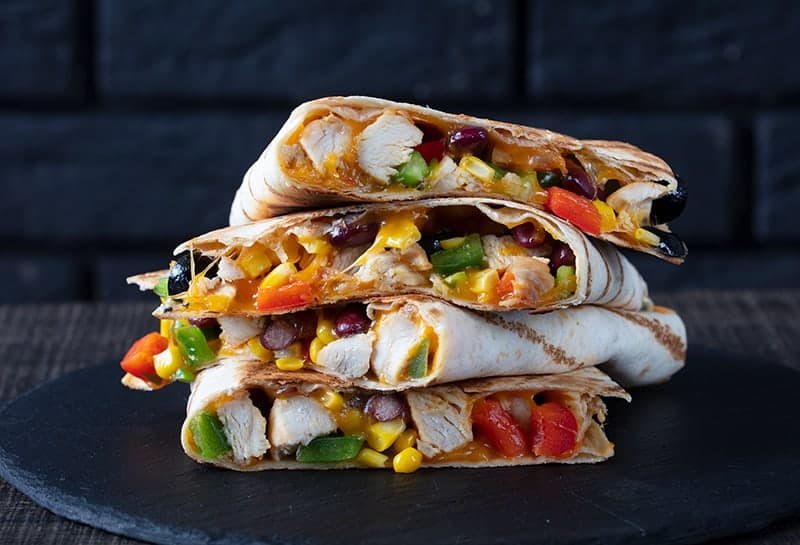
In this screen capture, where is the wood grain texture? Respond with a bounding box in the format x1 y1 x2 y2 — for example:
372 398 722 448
0 292 799 544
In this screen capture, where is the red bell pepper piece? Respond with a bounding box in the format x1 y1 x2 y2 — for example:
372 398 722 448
530 402 578 458
546 187 602 235
472 397 528 458
496 270 515 297
120 332 168 383
414 139 445 163
256 280 313 312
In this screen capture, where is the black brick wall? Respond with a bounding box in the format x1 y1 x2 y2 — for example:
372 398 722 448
1 0 799 302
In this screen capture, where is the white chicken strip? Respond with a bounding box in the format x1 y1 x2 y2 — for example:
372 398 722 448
268 396 337 451
299 114 353 173
219 316 263 347
503 256 555 303
605 181 665 224
358 112 423 183
217 395 270 464
405 388 473 457
315 332 373 379
353 245 430 289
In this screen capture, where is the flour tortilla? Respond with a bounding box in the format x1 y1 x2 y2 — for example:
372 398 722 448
152 198 651 316
230 96 684 262
182 359 629 471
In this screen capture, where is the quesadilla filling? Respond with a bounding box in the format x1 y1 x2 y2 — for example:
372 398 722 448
188 382 611 472
156 205 579 317
123 303 440 389
281 111 686 257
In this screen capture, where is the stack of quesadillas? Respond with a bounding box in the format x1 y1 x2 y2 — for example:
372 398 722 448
121 97 687 472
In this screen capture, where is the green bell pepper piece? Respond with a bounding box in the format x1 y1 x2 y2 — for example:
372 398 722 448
430 233 484 276
394 151 429 187
153 277 169 297
190 412 231 459
443 271 467 287
295 436 364 463
555 265 576 294
407 338 430 379
173 367 196 383
174 326 216 368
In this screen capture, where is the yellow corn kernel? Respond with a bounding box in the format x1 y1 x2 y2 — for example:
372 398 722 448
634 228 661 247
356 448 389 469
592 200 617 233
275 356 304 371
459 156 495 185
393 429 418 452
366 418 406 452
318 389 345 412
393 447 423 473
297 234 332 256
338 407 366 436
439 236 465 250
315 318 337 345
259 262 297 289
159 319 172 338
154 344 182 380
374 212 421 250
281 237 303 263
323 152 338 174
237 244 275 279
468 269 500 295
309 337 325 364
247 336 273 362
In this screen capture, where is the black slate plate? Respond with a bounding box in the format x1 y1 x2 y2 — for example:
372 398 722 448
1 345 800 545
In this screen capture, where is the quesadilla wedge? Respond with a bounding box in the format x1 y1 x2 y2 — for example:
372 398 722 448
130 198 650 319
230 96 687 263
121 296 685 391
181 359 630 471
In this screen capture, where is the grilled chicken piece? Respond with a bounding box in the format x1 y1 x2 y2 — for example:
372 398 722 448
371 309 421 383
268 396 337 451
354 245 430 289
405 388 473 457
605 181 664 224
315 332 373 379
217 395 270 464
358 112 423 183
219 316 263 347
299 114 353 172
503 256 555 303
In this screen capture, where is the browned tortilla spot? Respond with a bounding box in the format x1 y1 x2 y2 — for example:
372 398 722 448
608 309 686 361
478 312 580 368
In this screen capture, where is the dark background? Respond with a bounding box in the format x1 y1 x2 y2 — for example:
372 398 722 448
2 0 799 303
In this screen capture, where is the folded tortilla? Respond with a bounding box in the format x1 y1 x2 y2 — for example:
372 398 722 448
230 96 687 263
134 198 651 318
181 359 630 471
123 295 684 391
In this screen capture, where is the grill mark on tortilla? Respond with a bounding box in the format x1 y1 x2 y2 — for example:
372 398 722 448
608 309 686 361
479 312 580 368
597 245 612 301
581 237 592 298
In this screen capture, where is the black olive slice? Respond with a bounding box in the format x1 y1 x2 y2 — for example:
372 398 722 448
642 227 688 259
650 175 688 225
167 250 217 296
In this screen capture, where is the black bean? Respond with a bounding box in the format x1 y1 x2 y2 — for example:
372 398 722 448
597 179 621 200
550 242 575 272
642 227 688 259
511 222 547 249
333 307 370 337
563 166 598 200
260 319 297 350
329 216 379 247
188 317 218 328
537 171 562 188
365 394 405 422
447 126 489 158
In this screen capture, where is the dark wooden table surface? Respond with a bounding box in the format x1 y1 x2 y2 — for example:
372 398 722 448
1 291 799 545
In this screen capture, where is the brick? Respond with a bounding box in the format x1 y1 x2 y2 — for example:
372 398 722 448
625 248 800 292
0 112 284 243
754 113 800 241
98 0 513 101
0 254 84 302
0 1 81 98
93 253 172 301
480 111 736 243
528 0 800 102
